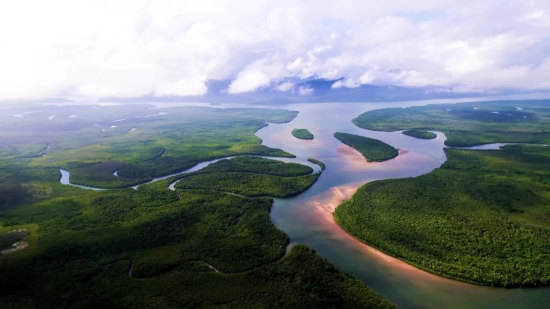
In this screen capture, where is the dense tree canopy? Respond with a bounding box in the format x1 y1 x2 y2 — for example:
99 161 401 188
335 145 550 287
291 128 314 140
334 132 398 162
0 105 393 308
402 129 437 139
352 100 550 146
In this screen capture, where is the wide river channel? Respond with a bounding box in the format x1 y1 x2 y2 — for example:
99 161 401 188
57 95 550 309
252 100 550 309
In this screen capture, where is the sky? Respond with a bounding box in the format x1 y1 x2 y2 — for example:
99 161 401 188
0 0 549 100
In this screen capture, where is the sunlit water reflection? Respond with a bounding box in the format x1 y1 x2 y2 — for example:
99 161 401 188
53 96 550 309
254 102 550 309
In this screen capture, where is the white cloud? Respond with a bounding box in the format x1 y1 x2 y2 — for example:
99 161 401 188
298 86 313 95
0 0 550 100
155 77 208 97
276 81 295 92
332 79 360 89
228 69 272 94
228 59 286 93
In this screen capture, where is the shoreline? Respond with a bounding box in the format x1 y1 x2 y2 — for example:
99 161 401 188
308 183 474 288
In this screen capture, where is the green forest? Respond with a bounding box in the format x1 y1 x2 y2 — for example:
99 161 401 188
0 104 394 308
335 145 550 287
308 158 326 170
174 157 320 197
291 128 314 140
334 132 398 162
352 99 550 146
402 129 437 139
1 105 297 189
198 156 314 176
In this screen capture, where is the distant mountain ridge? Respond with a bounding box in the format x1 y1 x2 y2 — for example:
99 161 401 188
100 78 539 104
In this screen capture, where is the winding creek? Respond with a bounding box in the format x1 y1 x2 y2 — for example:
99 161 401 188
58 100 550 309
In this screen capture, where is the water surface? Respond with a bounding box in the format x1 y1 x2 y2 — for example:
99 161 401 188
53 98 550 309
254 102 550 309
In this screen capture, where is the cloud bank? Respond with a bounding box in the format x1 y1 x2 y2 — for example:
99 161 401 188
0 0 549 100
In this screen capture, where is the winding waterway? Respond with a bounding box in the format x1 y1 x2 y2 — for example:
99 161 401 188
253 102 550 309
57 99 550 309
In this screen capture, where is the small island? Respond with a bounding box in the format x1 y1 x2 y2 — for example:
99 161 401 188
402 129 437 140
308 158 326 171
292 128 314 140
334 132 398 162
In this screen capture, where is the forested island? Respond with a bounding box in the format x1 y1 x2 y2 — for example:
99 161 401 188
174 157 320 197
0 104 394 308
334 132 398 162
402 129 436 139
291 128 314 140
335 99 550 287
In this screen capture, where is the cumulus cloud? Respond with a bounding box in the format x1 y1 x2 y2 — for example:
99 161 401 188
276 81 295 92
332 79 360 89
298 86 313 95
228 59 286 93
0 0 550 100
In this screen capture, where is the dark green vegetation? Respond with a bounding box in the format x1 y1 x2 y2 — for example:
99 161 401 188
0 176 391 308
308 158 326 170
0 104 394 308
334 132 398 162
402 129 437 140
352 99 550 146
335 145 550 287
176 173 318 198
291 128 314 140
174 157 319 197
198 156 314 177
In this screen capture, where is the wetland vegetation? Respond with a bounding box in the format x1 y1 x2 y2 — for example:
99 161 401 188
291 128 314 140
334 132 398 162
0 104 394 308
352 99 550 146
174 157 320 197
337 99 550 287
1 105 297 189
336 145 550 287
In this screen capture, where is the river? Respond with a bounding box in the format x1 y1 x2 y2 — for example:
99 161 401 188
57 98 550 309
253 102 550 309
